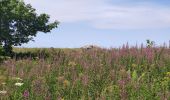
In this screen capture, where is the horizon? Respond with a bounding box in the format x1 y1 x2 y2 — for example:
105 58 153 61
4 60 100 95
21 0 170 48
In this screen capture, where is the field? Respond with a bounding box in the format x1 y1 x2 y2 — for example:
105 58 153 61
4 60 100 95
0 45 170 99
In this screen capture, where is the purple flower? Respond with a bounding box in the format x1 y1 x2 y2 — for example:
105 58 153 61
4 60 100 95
127 73 131 81
23 90 29 98
82 75 89 86
118 79 126 86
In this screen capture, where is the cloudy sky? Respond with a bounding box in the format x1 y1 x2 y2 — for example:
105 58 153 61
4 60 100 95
23 0 170 48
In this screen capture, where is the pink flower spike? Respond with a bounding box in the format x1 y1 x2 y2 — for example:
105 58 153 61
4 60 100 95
23 90 29 98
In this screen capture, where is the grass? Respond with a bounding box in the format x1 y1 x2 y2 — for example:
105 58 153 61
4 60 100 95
0 45 170 99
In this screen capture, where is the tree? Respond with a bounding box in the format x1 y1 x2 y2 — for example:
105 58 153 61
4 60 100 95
146 39 155 47
0 0 59 55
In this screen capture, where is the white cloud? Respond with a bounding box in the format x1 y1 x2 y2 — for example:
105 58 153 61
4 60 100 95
24 0 170 29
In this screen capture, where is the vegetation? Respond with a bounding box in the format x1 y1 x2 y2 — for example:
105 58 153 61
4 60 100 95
0 44 170 99
0 0 58 55
0 0 169 99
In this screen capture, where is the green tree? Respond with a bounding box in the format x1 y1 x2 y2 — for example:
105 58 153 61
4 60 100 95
146 39 154 47
0 0 59 55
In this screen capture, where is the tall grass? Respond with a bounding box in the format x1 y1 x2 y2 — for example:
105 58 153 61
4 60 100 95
0 44 170 99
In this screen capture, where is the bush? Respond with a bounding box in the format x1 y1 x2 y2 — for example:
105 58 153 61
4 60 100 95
0 45 11 62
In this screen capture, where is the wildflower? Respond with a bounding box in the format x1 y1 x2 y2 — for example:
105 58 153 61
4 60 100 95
162 77 169 86
110 69 115 80
15 82 24 86
81 75 88 86
13 77 23 81
100 63 104 66
119 69 127 78
1 82 6 85
34 57 39 60
118 79 126 86
57 76 65 83
151 64 155 67
46 64 51 72
0 90 7 94
23 90 29 98
106 86 113 93
166 72 170 76
16 77 23 81
68 61 76 66
163 77 169 81
57 96 64 100
127 70 131 81
132 64 137 68
63 80 70 87
6 56 11 59
79 73 83 77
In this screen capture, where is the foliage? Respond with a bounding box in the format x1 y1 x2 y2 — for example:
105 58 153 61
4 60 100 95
0 44 11 62
0 0 59 55
146 39 155 47
0 44 5 56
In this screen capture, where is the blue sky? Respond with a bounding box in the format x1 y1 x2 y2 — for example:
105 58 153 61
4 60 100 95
22 0 170 48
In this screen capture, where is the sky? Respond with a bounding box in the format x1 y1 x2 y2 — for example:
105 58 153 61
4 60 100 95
22 0 170 48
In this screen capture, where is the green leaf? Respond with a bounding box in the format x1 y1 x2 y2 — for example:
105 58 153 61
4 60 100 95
0 0 59 55
132 70 138 81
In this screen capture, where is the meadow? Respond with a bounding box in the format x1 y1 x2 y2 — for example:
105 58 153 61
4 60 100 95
0 44 170 100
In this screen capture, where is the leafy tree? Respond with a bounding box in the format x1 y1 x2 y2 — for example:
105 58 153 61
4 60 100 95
146 39 154 47
0 0 59 55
